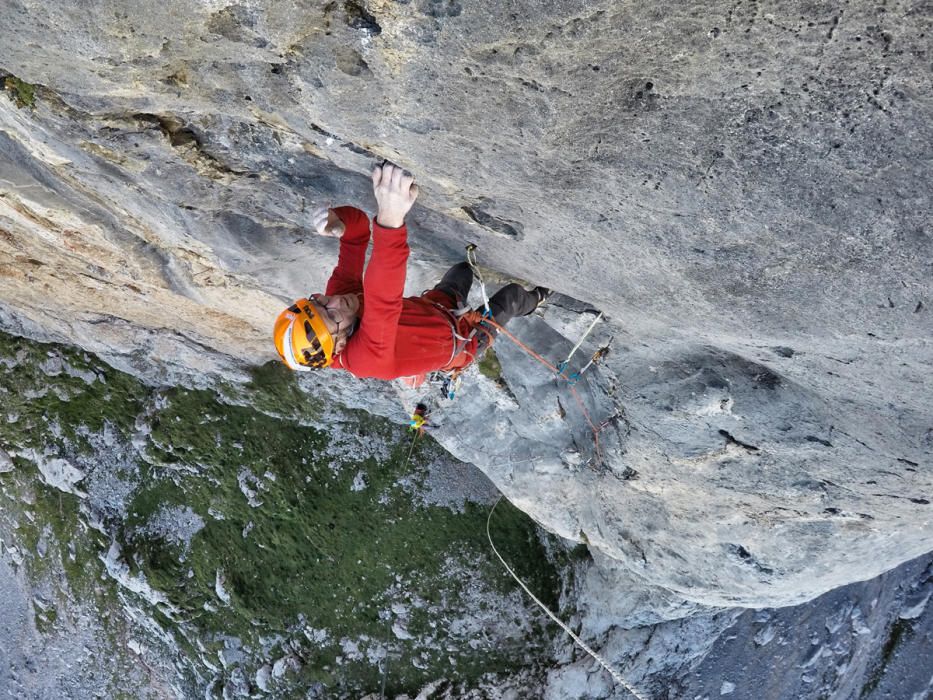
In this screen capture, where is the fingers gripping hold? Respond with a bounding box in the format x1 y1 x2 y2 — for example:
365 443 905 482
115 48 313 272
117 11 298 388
372 162 419 228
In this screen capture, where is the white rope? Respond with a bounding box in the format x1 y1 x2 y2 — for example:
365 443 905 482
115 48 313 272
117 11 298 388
486 496 648 700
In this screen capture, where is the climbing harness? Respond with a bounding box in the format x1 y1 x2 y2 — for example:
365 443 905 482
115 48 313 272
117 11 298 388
556 311 604 377
415 243 498 402
487 496 648 700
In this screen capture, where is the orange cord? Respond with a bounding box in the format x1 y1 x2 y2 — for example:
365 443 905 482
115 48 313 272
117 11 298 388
464 312 605 466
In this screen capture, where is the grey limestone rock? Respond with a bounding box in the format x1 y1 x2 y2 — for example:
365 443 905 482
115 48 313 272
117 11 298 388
0 0 930 620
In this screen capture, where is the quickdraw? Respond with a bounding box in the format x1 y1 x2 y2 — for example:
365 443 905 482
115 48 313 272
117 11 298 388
556 311 603 378
566 337 614 386
465 243 491 317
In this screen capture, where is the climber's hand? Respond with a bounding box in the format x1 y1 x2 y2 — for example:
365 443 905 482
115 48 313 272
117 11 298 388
311 207 346 238
372 163 418 228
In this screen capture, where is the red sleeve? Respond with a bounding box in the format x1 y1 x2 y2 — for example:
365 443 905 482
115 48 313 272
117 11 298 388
343 221 409 374
324 206 371 296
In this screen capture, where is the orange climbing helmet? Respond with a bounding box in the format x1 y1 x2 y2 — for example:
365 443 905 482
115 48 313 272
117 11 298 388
273 298 335 370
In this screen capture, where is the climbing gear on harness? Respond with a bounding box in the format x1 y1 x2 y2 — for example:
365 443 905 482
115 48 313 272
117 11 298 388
420 244 498 385
567 337 614 386
465 243 491 317
409 403 429 435
556 311 603 377
440 371 463 400
273 298 335 370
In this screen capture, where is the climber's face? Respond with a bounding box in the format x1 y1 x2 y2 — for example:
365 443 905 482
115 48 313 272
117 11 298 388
311 293 360 354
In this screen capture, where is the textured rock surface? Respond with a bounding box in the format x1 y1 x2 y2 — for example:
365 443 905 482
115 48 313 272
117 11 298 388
1 0 931 624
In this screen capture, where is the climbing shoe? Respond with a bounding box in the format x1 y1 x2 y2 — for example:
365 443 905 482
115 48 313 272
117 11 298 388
532 286 553 309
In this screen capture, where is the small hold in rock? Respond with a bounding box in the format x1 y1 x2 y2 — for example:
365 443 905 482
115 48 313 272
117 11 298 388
719 429 760 452
910 498 930 505
772 346 795 358
915 301 924 313
709 27 721 38
344 0 383 35
805 435 833 447
645 81 653 90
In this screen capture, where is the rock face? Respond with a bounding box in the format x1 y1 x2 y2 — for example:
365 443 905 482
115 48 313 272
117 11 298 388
1 0 931 616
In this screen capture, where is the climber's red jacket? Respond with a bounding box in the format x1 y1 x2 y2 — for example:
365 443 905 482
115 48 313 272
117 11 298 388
324 206 480 381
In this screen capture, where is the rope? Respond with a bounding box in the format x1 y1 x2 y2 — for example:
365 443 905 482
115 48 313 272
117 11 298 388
465 313 605 466
486 496 648 700
403 430 419 468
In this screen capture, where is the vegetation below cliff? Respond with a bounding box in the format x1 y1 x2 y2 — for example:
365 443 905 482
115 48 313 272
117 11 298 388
0 329 584 697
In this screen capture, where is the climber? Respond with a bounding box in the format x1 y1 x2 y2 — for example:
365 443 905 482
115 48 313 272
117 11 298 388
273 163 550 381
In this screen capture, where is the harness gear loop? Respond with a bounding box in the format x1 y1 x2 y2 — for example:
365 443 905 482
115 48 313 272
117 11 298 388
465 243 491 317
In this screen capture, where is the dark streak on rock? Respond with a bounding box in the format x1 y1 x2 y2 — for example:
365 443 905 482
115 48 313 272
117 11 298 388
461 203 524 239
727 543 774 575
719 429 760 452
341 141 376 157
805 435 833 447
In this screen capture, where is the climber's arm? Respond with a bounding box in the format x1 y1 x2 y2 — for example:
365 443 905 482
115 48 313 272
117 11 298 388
322 206 371 296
